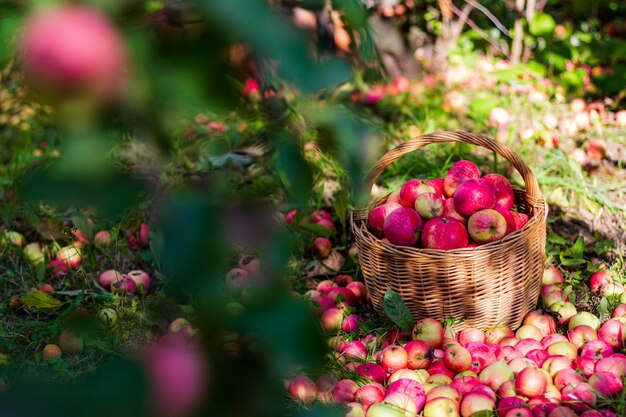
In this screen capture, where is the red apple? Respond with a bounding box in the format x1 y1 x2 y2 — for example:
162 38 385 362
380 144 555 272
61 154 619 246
127 269 151 292
313 237 332 257
413 318 444 347
404 340 433 369
588 371 623 396
99 269 121 289
368 202 403 238
590 271 612 292
526 349 550 367
515 367 547 397
332 379 359 403
443 344 472 372
443 160 481 197
523 310 557 338
342 341 367 361
459 328 486 346
288 375 317 403
567 325 598 350
453 180 496 217
467 209 506 244
93 230 111 248
582 339 614 360
387 190 401 204
421 216 469 250
400 179 437 208
598 319 624 348
381 345 409 374
320 308 343 332
56 246 81 268
356 363 386 384
595 354 626 377
386 378 426 411
515 338 543 356
510 212 529 230
355 383 386 410
383 208 423 246
553 368 584 391
479 361 514 391
311 209 332 223
482 174 514 210
460 391 496 417
442 198 467 224
20 6 126 100
543 266 564 285
423 397 459 417
492 204 515 235
346 281 367 301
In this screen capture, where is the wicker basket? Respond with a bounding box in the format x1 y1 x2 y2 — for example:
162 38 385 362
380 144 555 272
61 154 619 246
351 131 547 331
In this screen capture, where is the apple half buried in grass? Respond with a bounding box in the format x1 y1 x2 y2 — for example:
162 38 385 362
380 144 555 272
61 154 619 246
467 209 507 244
421 216 468 250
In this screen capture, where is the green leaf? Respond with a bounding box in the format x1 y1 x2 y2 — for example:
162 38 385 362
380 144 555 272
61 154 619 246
383 289 413 333
598 297 609 317
275 138 313 205
529 13 556 37
548 232 568 245
299 222 333 238
560 257 586 266
571 236 585 258
23 291 64 311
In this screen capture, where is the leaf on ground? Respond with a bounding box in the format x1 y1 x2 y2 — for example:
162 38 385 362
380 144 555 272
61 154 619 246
23 291 64 311
383 289 413 333
36 219 65 240
306 250 345 277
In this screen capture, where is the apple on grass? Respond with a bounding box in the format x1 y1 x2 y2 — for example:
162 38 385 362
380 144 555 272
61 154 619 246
543 266 564 285
356 363 386 385
467 209 507 244
443 344 472 373
412 318 444 347
423 397 459 417
590 271 612 292
404 340 433 369
421 217 469 250
288 376 317 403
380 345 408 374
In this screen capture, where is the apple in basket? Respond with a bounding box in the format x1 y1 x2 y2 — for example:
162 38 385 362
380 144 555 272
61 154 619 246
383 208 423 246
421 216 468 250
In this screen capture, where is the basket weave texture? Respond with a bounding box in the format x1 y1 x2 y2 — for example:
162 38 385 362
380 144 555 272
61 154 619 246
351 131 547 331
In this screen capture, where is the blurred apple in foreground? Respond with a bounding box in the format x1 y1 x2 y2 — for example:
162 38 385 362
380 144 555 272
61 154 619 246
20 5 126 101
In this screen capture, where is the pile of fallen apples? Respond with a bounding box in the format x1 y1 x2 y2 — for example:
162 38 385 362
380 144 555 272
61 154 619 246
287 261 625 417
367 160 529 250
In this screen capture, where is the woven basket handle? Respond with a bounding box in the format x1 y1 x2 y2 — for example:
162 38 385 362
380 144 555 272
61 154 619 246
366 131 541 201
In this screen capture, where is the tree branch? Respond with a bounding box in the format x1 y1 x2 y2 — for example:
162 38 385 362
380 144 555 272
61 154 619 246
450 3 509 56
463 0 510 38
